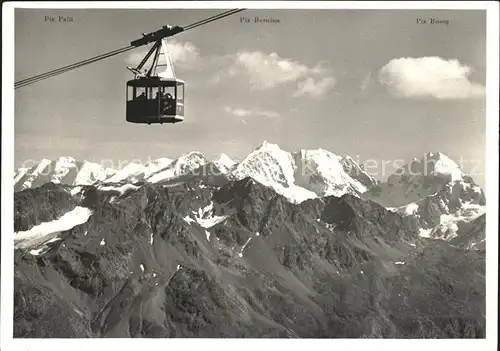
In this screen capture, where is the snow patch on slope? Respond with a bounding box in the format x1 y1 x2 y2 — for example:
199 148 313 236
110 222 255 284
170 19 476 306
429 201 486 240
70 186 84 196
238 237 252 258
197 215 229 228
15 206 93 251
419 228 432 238
404 203 419 215
184 202 229 228
98 183 140 196
273 184 318 204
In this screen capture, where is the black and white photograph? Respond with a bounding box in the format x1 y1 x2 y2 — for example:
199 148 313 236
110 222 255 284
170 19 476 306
1 1 499 350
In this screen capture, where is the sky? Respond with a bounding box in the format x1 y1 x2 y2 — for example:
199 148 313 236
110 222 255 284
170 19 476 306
14 8 487 186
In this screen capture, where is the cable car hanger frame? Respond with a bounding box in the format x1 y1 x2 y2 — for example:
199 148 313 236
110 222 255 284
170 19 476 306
127 34 177 80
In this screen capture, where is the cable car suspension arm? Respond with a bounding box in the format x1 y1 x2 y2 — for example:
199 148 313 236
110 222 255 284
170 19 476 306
146 44 162 77
126 41 161 77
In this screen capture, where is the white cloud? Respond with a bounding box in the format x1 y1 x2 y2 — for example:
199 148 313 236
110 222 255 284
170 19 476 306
293 77 336 99
224 106 280 118
168 41 201 66
259 110 280 118
378 57 485 99
224 106 252 117
225 50 336 98
125 40 200 70
228 51 309 89
125 44 336 99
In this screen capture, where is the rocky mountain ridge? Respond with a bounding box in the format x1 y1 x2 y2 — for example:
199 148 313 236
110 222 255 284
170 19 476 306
13 143 487 338
15 142 377 203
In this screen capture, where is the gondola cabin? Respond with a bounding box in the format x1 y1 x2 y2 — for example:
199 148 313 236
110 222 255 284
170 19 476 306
126 77 184 124
125 35 185 125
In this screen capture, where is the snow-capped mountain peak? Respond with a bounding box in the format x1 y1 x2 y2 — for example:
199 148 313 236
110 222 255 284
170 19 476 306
368 152 471 208
230 142 318 203
214 153 237 173
392 152 464 183
23 159 52 188
13 146 487 338
255 140 282 152
17 159 52 190
14 143 379 204
229 143 374 203
173 151 207 173
147 158 172 169
425 151 463 182
364 151 485 242
233 141 296 188
103 157 175 184
143 157 174 178
54 156 77 167
340 155 378 189
293 148 368 197
15 144 478 226
104 162 144 184
73 161 115 186
14 157 116 191
147 151 207 184
14 167 31 185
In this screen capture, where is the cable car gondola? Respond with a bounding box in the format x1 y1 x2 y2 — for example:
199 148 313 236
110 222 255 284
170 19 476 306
14 10 247 127
126 34 184 125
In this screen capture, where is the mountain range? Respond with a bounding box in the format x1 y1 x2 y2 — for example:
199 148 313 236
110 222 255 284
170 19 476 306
15 141 377 201
13 142 486 338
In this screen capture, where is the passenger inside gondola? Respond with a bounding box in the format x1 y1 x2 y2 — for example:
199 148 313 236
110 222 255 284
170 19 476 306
159 91 174 113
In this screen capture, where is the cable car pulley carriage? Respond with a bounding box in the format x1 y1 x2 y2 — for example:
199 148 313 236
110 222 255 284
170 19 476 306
126 26 185 125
